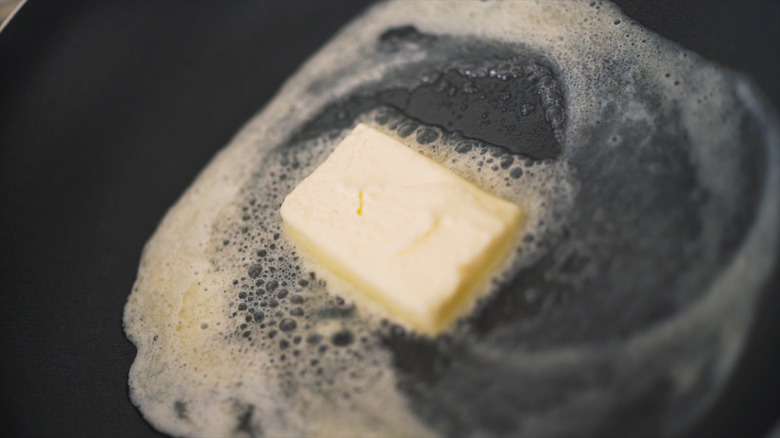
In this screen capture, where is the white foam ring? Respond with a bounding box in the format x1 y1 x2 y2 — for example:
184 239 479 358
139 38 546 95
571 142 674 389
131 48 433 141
123 1 780 437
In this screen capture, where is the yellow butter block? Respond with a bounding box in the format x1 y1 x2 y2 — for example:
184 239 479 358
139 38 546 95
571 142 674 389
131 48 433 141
280 124 524 334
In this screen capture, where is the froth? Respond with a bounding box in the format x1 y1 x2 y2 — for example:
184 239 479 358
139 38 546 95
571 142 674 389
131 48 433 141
124 1 779 437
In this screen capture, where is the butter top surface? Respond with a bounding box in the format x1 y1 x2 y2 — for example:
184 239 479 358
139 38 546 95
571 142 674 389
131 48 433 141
280 123 523 333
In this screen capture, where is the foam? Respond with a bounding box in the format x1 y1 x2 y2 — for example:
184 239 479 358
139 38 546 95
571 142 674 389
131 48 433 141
123 1 779 437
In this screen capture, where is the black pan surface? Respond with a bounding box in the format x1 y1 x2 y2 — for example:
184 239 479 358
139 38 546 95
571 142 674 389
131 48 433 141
0 1 778 437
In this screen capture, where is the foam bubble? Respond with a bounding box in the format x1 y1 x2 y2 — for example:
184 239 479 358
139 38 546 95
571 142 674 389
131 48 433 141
123 1 779 437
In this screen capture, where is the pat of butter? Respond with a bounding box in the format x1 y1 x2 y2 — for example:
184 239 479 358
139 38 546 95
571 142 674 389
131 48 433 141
280 124 524 334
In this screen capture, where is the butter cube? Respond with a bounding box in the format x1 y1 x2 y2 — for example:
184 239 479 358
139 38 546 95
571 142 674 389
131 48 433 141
280 124 524 334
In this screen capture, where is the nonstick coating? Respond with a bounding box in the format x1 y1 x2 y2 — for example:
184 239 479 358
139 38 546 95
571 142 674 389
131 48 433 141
1 1 778 437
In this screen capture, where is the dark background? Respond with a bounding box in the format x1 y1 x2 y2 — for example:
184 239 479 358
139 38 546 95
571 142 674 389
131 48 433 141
1 1 778 437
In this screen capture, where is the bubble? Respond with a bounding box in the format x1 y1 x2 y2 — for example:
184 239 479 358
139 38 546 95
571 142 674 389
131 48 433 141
416 128 440 144
331 330 354 347
397 122 419 138
499 155 514 169
247 264 262 278
455 142 473 153
279 318 297 332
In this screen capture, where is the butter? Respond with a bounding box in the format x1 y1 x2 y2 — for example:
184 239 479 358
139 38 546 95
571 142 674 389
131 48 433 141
280 124 524 334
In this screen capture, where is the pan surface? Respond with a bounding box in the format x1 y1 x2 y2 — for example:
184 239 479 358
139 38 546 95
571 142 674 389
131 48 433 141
0 1 777 437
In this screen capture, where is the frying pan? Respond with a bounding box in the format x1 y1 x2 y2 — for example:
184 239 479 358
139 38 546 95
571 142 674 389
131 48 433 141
1 1 778 437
